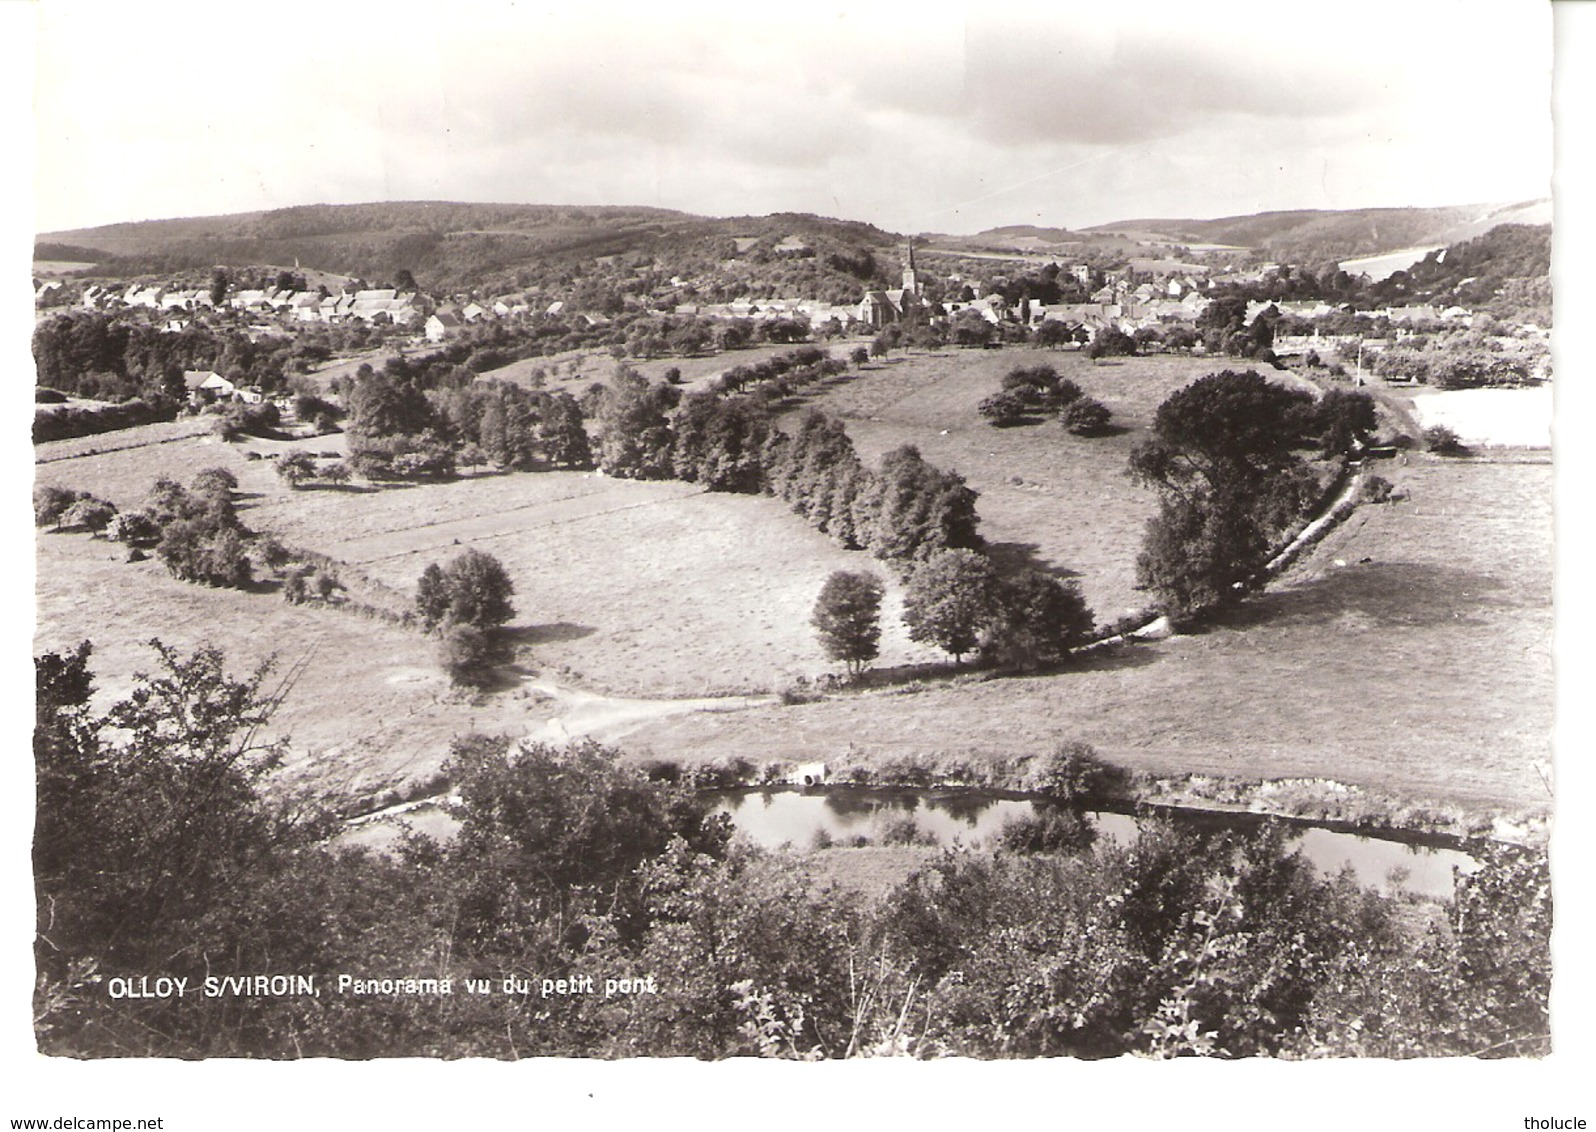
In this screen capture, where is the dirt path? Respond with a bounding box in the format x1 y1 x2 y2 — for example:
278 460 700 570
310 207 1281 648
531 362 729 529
339 677 778 844
521 679 779 745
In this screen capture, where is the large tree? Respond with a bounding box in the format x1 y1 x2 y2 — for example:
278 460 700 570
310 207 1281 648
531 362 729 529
810 570 886 676
983 569 1095 670
429 548 516 631
1128 370 1317 618
597 368 677 479
901 548 999 663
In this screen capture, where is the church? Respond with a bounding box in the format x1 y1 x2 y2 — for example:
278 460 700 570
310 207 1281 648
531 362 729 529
857 242 932 329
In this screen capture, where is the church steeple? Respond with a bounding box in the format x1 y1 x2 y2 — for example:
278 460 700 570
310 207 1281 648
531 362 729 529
902 239 919 296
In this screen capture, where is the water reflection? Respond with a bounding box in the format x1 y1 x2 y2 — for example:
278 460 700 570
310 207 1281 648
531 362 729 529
711 789 1475 900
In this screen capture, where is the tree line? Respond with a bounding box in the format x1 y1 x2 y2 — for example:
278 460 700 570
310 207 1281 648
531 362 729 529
36 469 345 606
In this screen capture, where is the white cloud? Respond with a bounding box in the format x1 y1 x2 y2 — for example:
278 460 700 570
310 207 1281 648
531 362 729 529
32 0 1552 235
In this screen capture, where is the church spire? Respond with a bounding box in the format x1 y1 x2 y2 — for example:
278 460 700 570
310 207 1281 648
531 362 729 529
902 238 919 296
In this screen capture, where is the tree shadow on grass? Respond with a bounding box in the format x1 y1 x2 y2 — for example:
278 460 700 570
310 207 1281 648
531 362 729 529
1209 561 1508 633
1067 423 1133 439
984 541 1083 582
293 482 382 494
1054 643 1160 676
500 621 596 646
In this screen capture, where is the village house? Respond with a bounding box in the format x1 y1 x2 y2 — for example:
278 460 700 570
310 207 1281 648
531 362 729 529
425 311 462 343
183 370 235 401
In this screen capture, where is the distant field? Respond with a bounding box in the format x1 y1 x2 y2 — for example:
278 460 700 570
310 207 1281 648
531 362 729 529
32 260 98 276
35 418 231 471
1410 386 1552 448
625 454 1553 815
477 340 859 397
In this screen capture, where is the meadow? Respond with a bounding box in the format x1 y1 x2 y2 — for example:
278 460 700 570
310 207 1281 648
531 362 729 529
772 347 1318 621
625 453 1553 816
32 347 1552 821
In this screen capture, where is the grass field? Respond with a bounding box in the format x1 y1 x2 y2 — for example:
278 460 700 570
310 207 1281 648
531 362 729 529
32 529 519 799
624 453 1553 815
770 347 1315 621
247 467 954 696
476 340 850 397
33 351 1550 818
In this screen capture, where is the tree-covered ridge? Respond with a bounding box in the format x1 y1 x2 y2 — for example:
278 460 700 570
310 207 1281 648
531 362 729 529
1083 199 1550 268
37 202 903 297
1376 223 1551 313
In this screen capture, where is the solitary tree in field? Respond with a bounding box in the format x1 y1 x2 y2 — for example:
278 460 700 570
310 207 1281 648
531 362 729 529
418 550 514 625
1063 396 1113 436
439 549 516 631
811 570 885 677
901 548 999 664
275 450 317 489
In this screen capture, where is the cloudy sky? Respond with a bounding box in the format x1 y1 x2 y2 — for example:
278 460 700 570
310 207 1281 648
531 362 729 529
31 0 1554 236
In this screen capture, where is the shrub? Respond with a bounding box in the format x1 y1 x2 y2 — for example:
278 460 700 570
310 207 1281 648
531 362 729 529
106 510 162 547
978 390 1032 427
58 496 117 535
1026 742 1122 801
1062 396 1113 436
191 467 239 500
879 816 935 847
157 520 252 587
638 758 684 784
996 807 1096 854
1423 424 1465 455
1360 475 1395 504
34 485 84 528
281 568 310 605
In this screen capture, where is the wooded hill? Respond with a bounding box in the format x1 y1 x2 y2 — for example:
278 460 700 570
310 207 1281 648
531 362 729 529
1081 199 1551 269
37 198 1553 305
36 202 905 299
